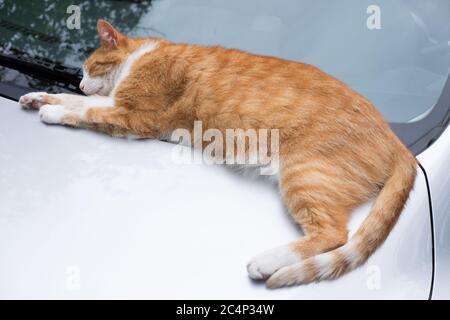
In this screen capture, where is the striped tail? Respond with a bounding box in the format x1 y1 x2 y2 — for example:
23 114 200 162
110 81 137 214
266 152 417 288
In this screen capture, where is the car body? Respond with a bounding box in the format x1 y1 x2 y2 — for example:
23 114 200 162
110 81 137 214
0 0 449 299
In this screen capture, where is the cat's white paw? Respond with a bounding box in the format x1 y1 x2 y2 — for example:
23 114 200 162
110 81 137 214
39 105 67 124
19 92 48 109
247 245 301 280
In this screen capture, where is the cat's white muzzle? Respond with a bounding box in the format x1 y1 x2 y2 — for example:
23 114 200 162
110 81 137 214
79 77 104 96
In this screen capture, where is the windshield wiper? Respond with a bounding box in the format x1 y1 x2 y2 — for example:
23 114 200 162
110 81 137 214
0 50 82 87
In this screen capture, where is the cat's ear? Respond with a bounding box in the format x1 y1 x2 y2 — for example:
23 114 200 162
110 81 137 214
97 19 122 49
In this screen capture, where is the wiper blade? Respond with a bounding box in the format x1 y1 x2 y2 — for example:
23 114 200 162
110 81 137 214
0 50 82 87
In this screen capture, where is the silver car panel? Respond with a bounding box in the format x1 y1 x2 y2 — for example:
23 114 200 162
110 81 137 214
0 96 434 299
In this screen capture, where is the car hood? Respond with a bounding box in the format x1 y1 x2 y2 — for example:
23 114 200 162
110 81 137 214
0 96 432 299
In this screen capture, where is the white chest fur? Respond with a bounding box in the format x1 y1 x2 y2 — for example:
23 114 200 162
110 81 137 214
111 42 159 96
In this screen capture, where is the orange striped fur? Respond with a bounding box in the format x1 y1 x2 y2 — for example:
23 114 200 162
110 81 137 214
19 20 417 288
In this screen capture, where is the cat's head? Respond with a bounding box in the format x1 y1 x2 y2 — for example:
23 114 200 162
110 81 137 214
79 20 156 96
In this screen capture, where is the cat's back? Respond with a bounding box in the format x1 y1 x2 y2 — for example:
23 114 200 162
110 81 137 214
131 41 389 136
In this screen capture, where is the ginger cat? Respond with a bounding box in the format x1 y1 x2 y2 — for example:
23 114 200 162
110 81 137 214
19 20 417 288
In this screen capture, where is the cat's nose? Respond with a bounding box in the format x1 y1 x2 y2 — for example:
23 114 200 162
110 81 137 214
79 83 85 91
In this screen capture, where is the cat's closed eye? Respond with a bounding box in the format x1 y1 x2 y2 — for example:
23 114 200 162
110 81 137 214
86 61 116 77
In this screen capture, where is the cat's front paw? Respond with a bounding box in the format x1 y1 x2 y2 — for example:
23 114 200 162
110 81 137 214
19 92 49 109
39 105 67 124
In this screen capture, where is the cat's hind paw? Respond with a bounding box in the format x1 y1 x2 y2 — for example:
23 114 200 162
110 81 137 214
247 245 301 280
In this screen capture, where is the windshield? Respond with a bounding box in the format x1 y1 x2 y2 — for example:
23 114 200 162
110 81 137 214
1 0 450 123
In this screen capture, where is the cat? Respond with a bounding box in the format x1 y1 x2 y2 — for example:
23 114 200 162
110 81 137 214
18 20 417 288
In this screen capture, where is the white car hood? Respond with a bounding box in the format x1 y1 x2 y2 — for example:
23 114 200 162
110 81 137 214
0 96 432 299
